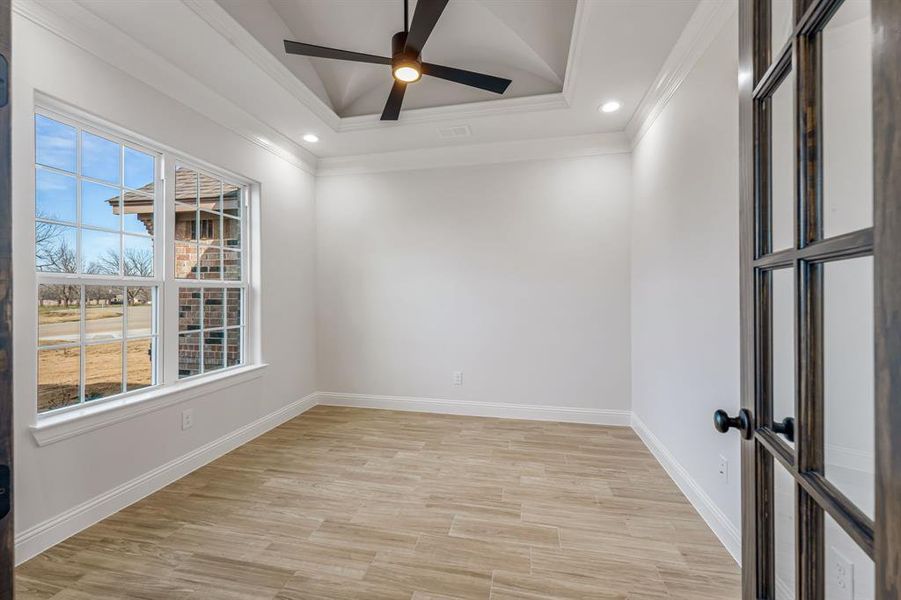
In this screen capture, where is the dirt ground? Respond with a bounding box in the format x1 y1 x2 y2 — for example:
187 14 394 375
38 339 153 412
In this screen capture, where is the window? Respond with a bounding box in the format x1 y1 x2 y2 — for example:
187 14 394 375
174 164 246 378
34 110 251 415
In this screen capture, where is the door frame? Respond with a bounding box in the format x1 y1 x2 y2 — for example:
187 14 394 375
0 0 12 597
738 0 901 598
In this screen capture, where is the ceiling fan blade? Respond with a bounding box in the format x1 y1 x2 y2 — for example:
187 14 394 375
404 0 449 56
381 81 407 121
284 40 391 65
421 63 512 94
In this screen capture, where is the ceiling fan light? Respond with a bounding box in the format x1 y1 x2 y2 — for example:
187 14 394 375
393 64 421 83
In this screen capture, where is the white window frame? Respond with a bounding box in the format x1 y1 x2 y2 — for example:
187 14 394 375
32 100 260 434
163 159 250 383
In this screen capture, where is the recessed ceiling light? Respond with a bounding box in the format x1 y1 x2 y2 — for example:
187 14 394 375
599 101 621 114
303 133 319 143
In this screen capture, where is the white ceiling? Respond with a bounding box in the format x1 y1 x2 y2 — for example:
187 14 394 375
217 0 577 118
39 0 701 161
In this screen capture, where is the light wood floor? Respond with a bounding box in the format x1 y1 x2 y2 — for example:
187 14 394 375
16 406 741 599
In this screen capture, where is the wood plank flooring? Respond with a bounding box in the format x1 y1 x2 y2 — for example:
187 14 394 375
15 406 741 599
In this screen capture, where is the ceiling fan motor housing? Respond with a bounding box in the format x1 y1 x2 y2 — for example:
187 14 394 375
391 31 422 82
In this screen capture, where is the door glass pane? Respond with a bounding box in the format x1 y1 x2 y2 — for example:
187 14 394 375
773 268 795 445
772 0 793 60
823 0 873 238
825 513 874 600
824 257 874 519
774 461 796 598
771 69 795 251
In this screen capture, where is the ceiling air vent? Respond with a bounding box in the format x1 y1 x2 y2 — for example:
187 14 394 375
437 125 472 140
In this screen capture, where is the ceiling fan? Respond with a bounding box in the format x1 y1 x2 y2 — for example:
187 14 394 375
283 0 513 121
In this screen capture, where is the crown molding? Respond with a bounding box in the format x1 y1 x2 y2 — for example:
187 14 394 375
336 91 569 132
12 0 319 175
183 0 586 133
625 0 737 148
316 131 630 177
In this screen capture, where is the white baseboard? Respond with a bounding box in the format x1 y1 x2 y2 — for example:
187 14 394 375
15 392 319 565
315 391 632 427
630 413 741 565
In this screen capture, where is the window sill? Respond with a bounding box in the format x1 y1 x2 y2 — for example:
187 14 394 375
30 363 268 447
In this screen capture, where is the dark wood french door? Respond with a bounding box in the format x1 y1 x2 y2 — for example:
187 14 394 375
0 0 11 597
726 0 900 598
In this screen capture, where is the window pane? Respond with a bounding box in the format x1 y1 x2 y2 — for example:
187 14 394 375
204 288 224 329
825 257 874 519
126 338 155 392
772 268 795 447
223 250 241 282
85 286 123 342
84 342 123 401
223 183 241 219
82 131 120 184
826 512 874 599
35 115 76 173
223 216 241 249
175 204 198 280
124 147 154 192
38 284 81 346
226 288 242 327
123 190 154 235
175 166 198 206
36 168 77 223
179 287 201 331
204 330 225 373
771 69 795 252
198 173 221 212
126 287 154 338
82 230 121 275
36 223 78 273
200 246 222 280
38 346 80 412
226 328 242 367
823 0 873 238
124 235 154 278
774 461 796 598
175 241 198 280
198 211 221 246
82 180 121 231
179 332 201 378
772 0 793 60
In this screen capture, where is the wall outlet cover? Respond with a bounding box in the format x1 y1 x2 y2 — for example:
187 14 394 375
182 408 194 431
827 545 854 600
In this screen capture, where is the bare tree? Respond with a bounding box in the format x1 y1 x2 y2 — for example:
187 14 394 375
85 247 154 303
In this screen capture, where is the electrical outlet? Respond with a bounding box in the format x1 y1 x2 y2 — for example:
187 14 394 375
453 371 463 386
828 546 854 600
182 408 194 431
717 455 729 484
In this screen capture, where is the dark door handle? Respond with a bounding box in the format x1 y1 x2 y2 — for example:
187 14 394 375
773 416 795 443
0 465 9 520
713 408 752 439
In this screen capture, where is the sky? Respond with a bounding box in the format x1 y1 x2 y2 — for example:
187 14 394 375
35 115 156 274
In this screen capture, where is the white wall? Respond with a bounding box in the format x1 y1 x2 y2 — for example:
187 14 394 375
12 15 317 559
630 10 743 558
316 154 632 415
